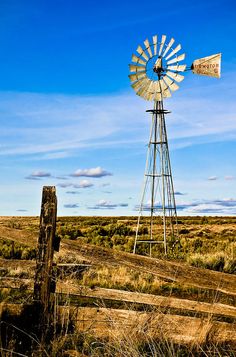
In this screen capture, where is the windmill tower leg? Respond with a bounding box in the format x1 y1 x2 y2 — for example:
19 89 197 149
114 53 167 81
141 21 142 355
133 100 178 256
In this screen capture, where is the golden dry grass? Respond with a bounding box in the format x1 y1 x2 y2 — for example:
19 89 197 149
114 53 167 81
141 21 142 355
0 216 236 355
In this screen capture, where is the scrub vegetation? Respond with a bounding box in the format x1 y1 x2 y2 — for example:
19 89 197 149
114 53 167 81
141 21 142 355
0 215 236 356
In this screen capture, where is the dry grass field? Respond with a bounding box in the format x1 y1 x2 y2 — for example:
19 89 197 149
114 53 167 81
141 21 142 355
0 215 236 356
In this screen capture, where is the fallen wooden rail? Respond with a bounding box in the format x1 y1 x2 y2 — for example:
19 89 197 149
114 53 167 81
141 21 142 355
1 277 236 320
1 304 236 346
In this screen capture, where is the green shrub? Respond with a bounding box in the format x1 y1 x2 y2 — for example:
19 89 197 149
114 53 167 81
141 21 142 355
108 223 133 237
111 235 127 246
138 226 148 235
224 259 236 274
187 252 236 273
0 239 36 260
6 221 22 229
179 228 189 234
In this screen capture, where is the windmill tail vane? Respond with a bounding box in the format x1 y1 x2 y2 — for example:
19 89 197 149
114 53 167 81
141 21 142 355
191 53 221 78
129 34 221 257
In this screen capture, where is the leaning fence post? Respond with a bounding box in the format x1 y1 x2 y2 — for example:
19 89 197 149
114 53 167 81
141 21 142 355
33 186 59 336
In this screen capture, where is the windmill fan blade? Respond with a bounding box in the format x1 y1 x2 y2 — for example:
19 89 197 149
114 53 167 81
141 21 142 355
129 64 146 73
131 81 143 91
167 64 186 72
169 81 179 92
137 84 149 97
153 81 162 93
142 84 153 100
165 44 181 60
166 71 184 82
132 54 146 66
163 76 173 87
159 79 169 92
152 35 158 55
132 77 149 91
144 39 152 58
131 77 148 90
147 80 160 94
192 53 221 78
137 79 152 98
128 72 146 82
163 76 180 92
158 35 166 56
136 45 149 61
153 92 162 101
145 92 154 101
156 79 172 97
162 38 175 58
146 81 154 93
167 53 185 65
162 88 172 98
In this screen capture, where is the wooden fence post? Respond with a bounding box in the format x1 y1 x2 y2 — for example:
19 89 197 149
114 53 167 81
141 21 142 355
33 186 59 335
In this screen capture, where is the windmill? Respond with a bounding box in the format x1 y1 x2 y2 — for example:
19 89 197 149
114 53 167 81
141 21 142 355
129 34 221 256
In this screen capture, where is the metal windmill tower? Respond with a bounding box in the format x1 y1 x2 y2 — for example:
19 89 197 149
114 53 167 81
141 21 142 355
129 34 221 256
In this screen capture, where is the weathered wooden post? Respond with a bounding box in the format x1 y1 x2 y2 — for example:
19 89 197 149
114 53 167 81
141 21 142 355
33 186 60 337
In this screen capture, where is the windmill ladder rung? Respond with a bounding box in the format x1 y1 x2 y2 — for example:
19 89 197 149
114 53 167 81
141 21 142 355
143 206 176 210
145 174 171 177
149 141 167 144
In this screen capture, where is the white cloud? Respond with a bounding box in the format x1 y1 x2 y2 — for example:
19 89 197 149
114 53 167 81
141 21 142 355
25 171 51 179
38 152 70 160
57 183 72 188
0 91 144 157
207 176 218 181
64 203 79 208
57 180 93 189
186 203 236 215
71 167 112 178
174 191 186 195
177 198 236 215
225 176 235 180
73 180 94 188
88 199 128 210
0 74 235 159
66 191 80 195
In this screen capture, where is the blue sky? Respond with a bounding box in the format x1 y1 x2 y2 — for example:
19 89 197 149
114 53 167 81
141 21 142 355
0 0 235 216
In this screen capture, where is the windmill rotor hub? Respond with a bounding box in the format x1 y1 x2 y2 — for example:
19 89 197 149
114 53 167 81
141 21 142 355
153 56 164 75
153 65 164 76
